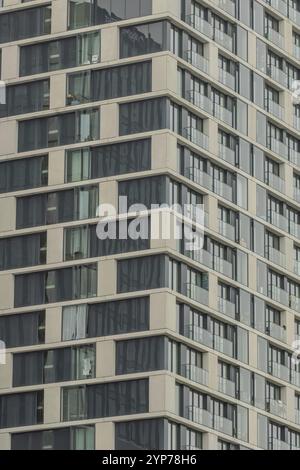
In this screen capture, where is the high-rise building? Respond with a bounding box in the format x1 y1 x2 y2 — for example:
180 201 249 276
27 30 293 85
0 0 300 451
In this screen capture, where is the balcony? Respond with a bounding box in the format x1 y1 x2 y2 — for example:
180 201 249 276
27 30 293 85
294 187 300 203
293 44 300 60
213 102 233 126
265 99 284 120
213 255 234 278
268 359 290 382
294 259 300 276
294 115 300 131
265 28 284 49
219 143 236 166
218 219 236 242
215 0 236 17
219 68 236 90
288 147 300 166
183 127 209 150
267 136 288 159
185 50 209 74
269 437 290 451
213 178 234 202
266 322 286 343
214 28 234 52
187 405 213 428
214 414 234 436
181 364 208 386
218 297 237 319
266 64 287 88
295 410 300 425
289 294 300 313
213 334 234 357
184 324 213 348
186 14 213 39
266 399 286 418
186 90 212 115
265 245 286 268
291 370 300 387
267 209 288 232
289 5 300 24
184 166 212 191
186 283 209 306
268 284 289 306
289 220 300 238
185 247 212 269
263 0 288 15
218 376 237 398
265 172 285 193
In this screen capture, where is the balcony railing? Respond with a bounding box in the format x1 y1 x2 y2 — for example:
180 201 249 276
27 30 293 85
288 147 300 166
289 294 300 313
219 68 236 90
181 364 208 386
184 324 213 348
214 414 234 436
268 284 289 306
218 219 236 242
185 247 212 269
294 115 300 131
289 220 300 238
294 259 300 276
186 14 213 38
184 166 212 190
266 322 286 343
265 244 286 268
219 143 236 166
295 409 300 425
268 359 290 382
289 5 300 24
262 0 287 15
213 255 233 278
269 437 290 451
265 99 284 119
266 399 286 418
294 187 300 203
215 0 236 17
218 376 237 398
183 127 209 150
214 28 234 52
293 44 300 60
291 370 300 387
265 28 284 49
213 102 233 126
266 64 287 88
186 405 213 428
267 136 288 159
186 282 209 305
218 297 237 319
267 209 288 232
213 334 234 357
186 90 212 115
264 171 285 193
213 178 234 202
185 49 209 74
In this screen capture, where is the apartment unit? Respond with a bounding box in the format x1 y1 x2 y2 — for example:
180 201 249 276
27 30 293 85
0 0 300 451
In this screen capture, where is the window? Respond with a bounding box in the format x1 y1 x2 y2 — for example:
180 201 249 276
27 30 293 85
0 391 43 429
0 6 51 44
0 80 49 118
116 336 166 374
120 21 168 58
0 155 48 194
0 311 45 348
119 98 168 135
0 233 46 271
118 255 167 293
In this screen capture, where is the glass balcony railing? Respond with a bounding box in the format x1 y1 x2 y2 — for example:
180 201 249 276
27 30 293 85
181 445 202 451
219 68 236 90
269 437 290 451
218 297 237 319
294 187 300 203
184 166 212 190
265 245 286 268
186 405 213 428
265 172 285 193
295 410 300 425
289 294 300 313
266 399 286 418
183 127 209 150
186 283 209 305
186 14 213 39
267 209 288 232
218 219 236 242
214 415 234 436
288 147 300 166
219 143 236 166
214 28 234 52
267 136 288 159
294 115 300 131
213 102 233 126
181 364 208 386
265 100 284 119
184 324 213 348
265 28 284 49
185 247 212 269
213 178 234 202
289 6 300 24
262 0 288 15
213 335 234 357
291 370 300 387
266 322 286 342
294 259 300 276
218 376 237 398
268 359 290 382
213 255 234 278
293 44 300 60
266 64 287 87
185 50 209 74
268 284 289 306
215 0 236 17
186 90 212 115
289 220 300 238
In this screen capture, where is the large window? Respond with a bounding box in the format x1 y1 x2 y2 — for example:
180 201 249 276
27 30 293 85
18 109 100 152
0 80 49 118
0 155 48 194
15 264 97 307
68 0 151 29
0 232 46 271
120 21 168 58
119 98 168 135
62 297 149 341
67 61 151 105
0 6 51 44
0 311 45 349
0 391 43 429
66 139 151 182
116 336 166 374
